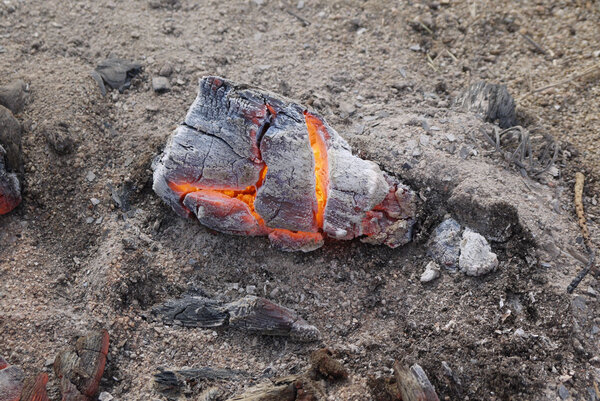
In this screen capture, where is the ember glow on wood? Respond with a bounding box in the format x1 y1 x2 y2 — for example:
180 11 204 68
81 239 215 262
153 77 416 251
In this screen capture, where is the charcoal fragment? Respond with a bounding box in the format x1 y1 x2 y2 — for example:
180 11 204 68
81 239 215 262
92 59 143 94
454 81 516 128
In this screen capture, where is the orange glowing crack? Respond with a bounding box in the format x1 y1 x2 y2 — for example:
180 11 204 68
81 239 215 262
304 111 329 228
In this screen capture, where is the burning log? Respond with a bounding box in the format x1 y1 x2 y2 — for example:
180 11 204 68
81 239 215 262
151 294 320 342
54 330 109 401
153 76 416 251
0 105 22 215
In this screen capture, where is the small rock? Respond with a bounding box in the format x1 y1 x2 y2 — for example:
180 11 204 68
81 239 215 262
410 44 421 52
445 133 456 142
245 285 257 295
99 392 114 401
420 261 440 283
338 101 356 118
297 0 304 9
92 58 143 95
152 76 171 93
90 198 101 206
159 63 173 77
86 171 96 182
0 80 28 114
557 384 570 400
459 228 498 276
427 218 462 270
85 217 94 224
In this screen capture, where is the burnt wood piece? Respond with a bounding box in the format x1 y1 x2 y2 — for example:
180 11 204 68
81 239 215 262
54 330 109 401
393 363 439 401
309 349 348 381
92 58 143 95
19 373 49 401
0 358 24 401
151 295 320 342
154 367 248 399
454 81 516 128
153 76 417 252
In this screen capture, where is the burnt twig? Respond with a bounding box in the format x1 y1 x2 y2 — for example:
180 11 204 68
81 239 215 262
567 172 597 293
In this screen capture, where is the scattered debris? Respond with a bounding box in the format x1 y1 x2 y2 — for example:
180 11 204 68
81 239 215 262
153 76 416 251
420 261 441 283
0 80 28 115
459 228 498 276
54 330 109 401
454 81 516 128
567 172 598 293
152 76 170 93
151 294 320 342
427 218 461 270
224 348 347 401
480 125 558 177
91 59 143 95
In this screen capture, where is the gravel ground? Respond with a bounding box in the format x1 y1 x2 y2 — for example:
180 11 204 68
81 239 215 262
1 1 599 400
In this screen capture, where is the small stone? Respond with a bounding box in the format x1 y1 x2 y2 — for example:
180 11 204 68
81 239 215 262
86 217 94 224
338 101 356 118
445 133 456 142
420 261 440 283
427 218 461 270
0 80 28 114
557 384 569 400
459 228 498 276
410 44 421 52
548 165 559 177
297 0 304 9
159 63 173 77
99 392 114 401
86 171 96 182
594 50 600 58
513 328 527 338
152 76 171 93
245 285 256 295
90 198 101 206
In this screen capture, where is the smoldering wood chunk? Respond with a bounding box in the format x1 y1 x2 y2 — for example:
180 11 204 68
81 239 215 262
0 360 24 401
255 111 318 232
150 295 229 328
54 330 109 401
19 373 49 401
0 80 28 115
393 363 439 401
226 296 320 342
0 105 22 173
154 367 247 399
151 294 320 342
153 76 417 251
454 81 516 128
153 124 263 218
309 349 348 380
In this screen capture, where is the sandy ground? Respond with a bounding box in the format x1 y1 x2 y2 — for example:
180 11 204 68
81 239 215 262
1 0 599 400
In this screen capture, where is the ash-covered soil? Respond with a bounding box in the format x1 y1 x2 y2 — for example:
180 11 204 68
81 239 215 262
1 1 599 400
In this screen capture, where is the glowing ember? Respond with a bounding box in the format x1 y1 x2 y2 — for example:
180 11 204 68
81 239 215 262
153 76 416 251
0 147 21 216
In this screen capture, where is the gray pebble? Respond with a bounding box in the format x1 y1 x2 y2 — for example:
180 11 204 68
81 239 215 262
152 76 171 93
